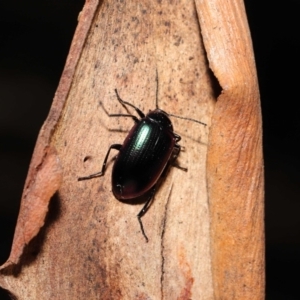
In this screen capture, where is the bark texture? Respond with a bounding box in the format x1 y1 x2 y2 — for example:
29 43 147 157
0 0 264 299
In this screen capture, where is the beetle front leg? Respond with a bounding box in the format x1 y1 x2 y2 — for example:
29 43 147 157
78 144 122 181
137 186 156 242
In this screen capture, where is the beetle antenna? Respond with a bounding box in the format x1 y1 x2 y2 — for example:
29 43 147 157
168 113 207 126
155 69 206 126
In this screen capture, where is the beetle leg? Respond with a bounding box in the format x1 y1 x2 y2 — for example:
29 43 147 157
172 133 187 170
78 144 122 181
171 144 188 171
173 132 181 143
172 162 188 171
115 89 145 119
137 186 156 242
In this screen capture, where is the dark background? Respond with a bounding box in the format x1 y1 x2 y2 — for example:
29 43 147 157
0 1 299 299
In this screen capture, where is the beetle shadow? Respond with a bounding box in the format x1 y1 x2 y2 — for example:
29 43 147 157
98 101 136 133
174 129 208 147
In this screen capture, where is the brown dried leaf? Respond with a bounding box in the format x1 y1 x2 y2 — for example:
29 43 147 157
0 0 264 299
0 147 62 269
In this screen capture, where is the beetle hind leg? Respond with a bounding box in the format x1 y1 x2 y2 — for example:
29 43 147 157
137 186 156 242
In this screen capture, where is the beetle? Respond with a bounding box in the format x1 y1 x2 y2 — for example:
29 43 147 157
78 87 206 242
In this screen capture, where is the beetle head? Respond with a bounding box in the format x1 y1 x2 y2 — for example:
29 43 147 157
147 109 174 131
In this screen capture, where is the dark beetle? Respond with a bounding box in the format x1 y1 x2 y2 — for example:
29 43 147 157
78 89 206 242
